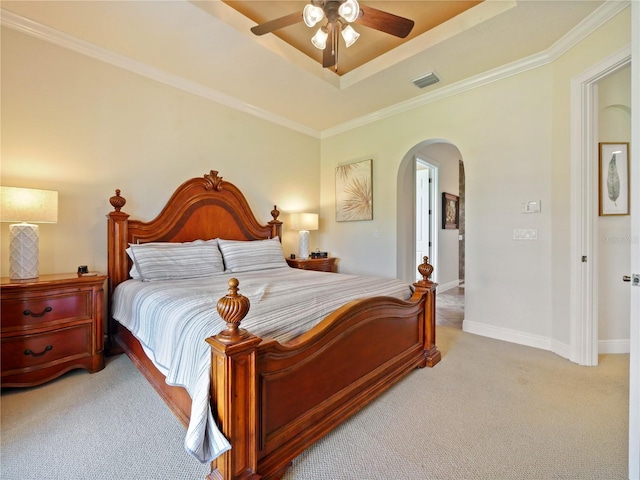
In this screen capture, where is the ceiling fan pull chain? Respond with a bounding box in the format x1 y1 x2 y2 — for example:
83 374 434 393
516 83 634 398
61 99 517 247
334 24 339 72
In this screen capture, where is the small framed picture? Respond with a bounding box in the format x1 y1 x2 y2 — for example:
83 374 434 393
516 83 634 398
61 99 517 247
442 192 459 229
599 142 629 216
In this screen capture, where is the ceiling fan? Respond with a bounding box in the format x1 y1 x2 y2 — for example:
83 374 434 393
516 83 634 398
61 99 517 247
250 0 415 71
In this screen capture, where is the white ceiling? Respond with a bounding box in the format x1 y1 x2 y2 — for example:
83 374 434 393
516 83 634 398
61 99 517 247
1 1 614 135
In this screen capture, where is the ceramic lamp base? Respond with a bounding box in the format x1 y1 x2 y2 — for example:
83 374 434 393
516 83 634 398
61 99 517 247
298 230 310 259
9 223 39 280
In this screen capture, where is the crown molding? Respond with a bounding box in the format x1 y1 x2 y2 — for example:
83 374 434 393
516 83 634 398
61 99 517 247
321 0 631 139
0 9 321 139
1 1 629 141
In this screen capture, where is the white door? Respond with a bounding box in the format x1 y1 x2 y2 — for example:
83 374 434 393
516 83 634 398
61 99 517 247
416 165 434 280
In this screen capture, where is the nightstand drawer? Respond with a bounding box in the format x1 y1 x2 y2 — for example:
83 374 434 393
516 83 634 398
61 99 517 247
1 290 91 331
1 324 92 373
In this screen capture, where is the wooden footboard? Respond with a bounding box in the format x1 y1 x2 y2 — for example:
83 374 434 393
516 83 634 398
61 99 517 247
207 261 439 480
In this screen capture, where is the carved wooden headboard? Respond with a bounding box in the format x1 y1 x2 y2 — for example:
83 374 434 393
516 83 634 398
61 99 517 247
106 170 282 297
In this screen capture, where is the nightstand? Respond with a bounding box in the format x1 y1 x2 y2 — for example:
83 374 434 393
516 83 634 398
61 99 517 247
1 273 107 388
286 257 338 273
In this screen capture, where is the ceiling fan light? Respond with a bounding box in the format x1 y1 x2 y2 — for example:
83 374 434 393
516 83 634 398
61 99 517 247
303 4 325 27
341 24 359 47
311 27 328 50
338 0 360 23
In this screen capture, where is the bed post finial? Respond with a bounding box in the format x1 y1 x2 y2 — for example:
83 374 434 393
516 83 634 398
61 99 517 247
109 189 126 212
269 205 283 240
418 256 434 282
215 278 251 342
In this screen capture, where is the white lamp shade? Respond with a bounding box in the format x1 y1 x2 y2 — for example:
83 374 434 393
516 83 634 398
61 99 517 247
341 25 360 47
311 27 328 50
290 213 319 231
0 187 58 223
303 4 324 27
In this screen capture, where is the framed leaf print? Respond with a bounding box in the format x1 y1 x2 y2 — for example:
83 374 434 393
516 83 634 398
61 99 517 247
599 142 629 216
336 159 373 221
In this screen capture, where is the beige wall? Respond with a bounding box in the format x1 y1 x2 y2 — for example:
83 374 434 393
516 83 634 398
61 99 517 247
319 7 631 349
549 8 631 347
0 27 320 277
1 7 631 354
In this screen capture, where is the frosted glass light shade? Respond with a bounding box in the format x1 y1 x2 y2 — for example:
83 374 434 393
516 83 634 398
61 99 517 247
341 25 360 47
303 4 324 27
338 0 359 22
311 27 328 50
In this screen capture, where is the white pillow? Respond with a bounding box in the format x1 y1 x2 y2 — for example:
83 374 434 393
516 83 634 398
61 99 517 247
218 237 287 273
127 239 224 281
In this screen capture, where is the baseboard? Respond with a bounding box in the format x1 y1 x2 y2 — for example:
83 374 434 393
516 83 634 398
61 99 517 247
462 320 630 357
598 339 630 354
462 319 552 351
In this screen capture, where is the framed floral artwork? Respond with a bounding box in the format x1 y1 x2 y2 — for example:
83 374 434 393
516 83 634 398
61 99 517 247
336 159 373 221
599 142 629 216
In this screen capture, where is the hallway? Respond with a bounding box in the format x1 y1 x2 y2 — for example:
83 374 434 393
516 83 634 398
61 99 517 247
436 286 464 329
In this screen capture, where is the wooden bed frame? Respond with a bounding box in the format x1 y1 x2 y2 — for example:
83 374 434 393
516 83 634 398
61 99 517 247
106 170 441 480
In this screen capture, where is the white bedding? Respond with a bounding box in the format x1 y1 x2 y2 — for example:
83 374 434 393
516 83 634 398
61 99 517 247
111 267 412 463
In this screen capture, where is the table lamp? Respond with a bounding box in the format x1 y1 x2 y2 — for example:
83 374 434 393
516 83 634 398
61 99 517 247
290 213 318 260
1 186 58 280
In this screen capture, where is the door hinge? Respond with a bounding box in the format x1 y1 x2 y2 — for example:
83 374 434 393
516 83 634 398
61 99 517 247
582 256 587 263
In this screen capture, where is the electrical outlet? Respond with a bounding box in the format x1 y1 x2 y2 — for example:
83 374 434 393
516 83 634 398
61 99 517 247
513 228 538 240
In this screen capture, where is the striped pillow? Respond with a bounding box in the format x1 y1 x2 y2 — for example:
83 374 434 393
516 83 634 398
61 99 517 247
128 239 224 281
218 237 287 273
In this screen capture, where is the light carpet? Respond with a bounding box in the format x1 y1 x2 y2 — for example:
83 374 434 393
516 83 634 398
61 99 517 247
1 327 629 480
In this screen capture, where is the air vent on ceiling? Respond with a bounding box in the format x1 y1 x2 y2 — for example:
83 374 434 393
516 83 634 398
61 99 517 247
412 71 440 89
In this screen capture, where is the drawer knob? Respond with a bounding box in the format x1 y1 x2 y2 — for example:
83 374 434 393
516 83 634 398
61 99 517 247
23 306 53 318
24 345 53 357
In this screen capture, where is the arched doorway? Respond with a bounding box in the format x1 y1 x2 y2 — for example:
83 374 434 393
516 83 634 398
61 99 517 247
396 139 465 290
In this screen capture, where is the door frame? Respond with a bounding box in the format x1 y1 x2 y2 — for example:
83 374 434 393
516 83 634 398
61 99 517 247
569 45 630 366
415 157 438 282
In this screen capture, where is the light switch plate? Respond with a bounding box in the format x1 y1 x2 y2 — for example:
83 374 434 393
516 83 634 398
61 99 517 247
521 200 541 213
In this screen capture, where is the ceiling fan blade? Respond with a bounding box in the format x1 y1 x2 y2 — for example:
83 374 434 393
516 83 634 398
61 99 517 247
322 24 337 69
250 11 302 36
355 5 415 38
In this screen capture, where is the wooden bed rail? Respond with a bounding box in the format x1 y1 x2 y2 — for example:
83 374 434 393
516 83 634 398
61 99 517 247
206 257 440 480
